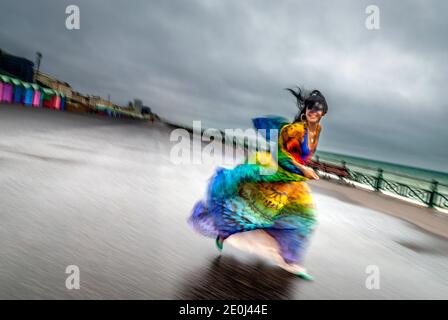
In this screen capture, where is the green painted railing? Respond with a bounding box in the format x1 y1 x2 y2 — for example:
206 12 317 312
311 157 448 211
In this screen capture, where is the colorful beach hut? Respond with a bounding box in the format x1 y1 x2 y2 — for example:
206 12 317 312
0 77 3 101
58 92 65 111
12 78 24 104
52 93 61 110
31 84 41 107
22 82 34 106
41 87 57 109
95 104 107 116
0 75 13 103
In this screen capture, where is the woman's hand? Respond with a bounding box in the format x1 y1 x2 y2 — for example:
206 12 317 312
303 167 319 180
290 158 320 180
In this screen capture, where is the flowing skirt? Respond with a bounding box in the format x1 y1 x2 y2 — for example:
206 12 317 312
189 152 317 266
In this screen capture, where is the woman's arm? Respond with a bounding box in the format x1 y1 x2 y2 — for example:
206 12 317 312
290 157 319 180
282 140 319 180
279 123 320 180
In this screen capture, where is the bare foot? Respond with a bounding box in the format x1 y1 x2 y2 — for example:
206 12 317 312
276 260 307 274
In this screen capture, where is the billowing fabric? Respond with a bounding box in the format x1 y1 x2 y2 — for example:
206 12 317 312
189 116 321 264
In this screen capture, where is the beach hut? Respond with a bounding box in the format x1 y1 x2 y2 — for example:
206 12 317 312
31 84 41 107
12 78 24 104
22 82 34 106
39 89 44 107
41 87 56 109
59 92 65 111
52 93 61 110
0 75 13 103
0 77 3 101
95 104 107 116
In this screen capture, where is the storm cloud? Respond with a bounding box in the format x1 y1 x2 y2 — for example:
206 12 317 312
0 0 446 171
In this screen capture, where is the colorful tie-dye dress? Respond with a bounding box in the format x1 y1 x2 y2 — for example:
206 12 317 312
189 116 321 267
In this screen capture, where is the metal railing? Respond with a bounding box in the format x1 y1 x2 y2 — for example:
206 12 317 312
311 156 448 211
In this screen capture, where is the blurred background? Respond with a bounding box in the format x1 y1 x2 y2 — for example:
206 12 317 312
0 0 447 299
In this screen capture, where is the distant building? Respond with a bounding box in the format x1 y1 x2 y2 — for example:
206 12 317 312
87 95 113 108
141 106 152 115
36 71 73 99
0 49 34 83
36 72 118 113
1 48 147 118
133 98 143 113
71 91 88 105
64 91 89 113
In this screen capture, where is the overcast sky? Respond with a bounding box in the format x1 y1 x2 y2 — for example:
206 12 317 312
0 0 446 172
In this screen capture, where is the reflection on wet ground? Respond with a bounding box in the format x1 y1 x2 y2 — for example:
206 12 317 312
177 256 296 300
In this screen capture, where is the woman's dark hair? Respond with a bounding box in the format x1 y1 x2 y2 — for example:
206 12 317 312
285 86 328 122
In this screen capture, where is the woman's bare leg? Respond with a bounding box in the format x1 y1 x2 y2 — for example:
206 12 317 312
225 230 308 274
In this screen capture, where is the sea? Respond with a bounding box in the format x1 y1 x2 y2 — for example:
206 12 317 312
314 150 448 194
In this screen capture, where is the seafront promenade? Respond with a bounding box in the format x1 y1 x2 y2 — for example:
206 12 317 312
1 103 448 299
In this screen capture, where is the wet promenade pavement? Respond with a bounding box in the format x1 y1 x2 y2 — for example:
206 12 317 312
1 104 447 299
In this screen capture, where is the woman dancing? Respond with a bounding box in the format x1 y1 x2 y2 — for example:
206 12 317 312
188 87 328 280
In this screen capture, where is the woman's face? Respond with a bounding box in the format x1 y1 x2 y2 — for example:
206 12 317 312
305 104 324 124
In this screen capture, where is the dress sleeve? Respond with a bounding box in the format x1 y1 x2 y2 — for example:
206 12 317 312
252 116 289 142
277 123 307 175
280 123 306 164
